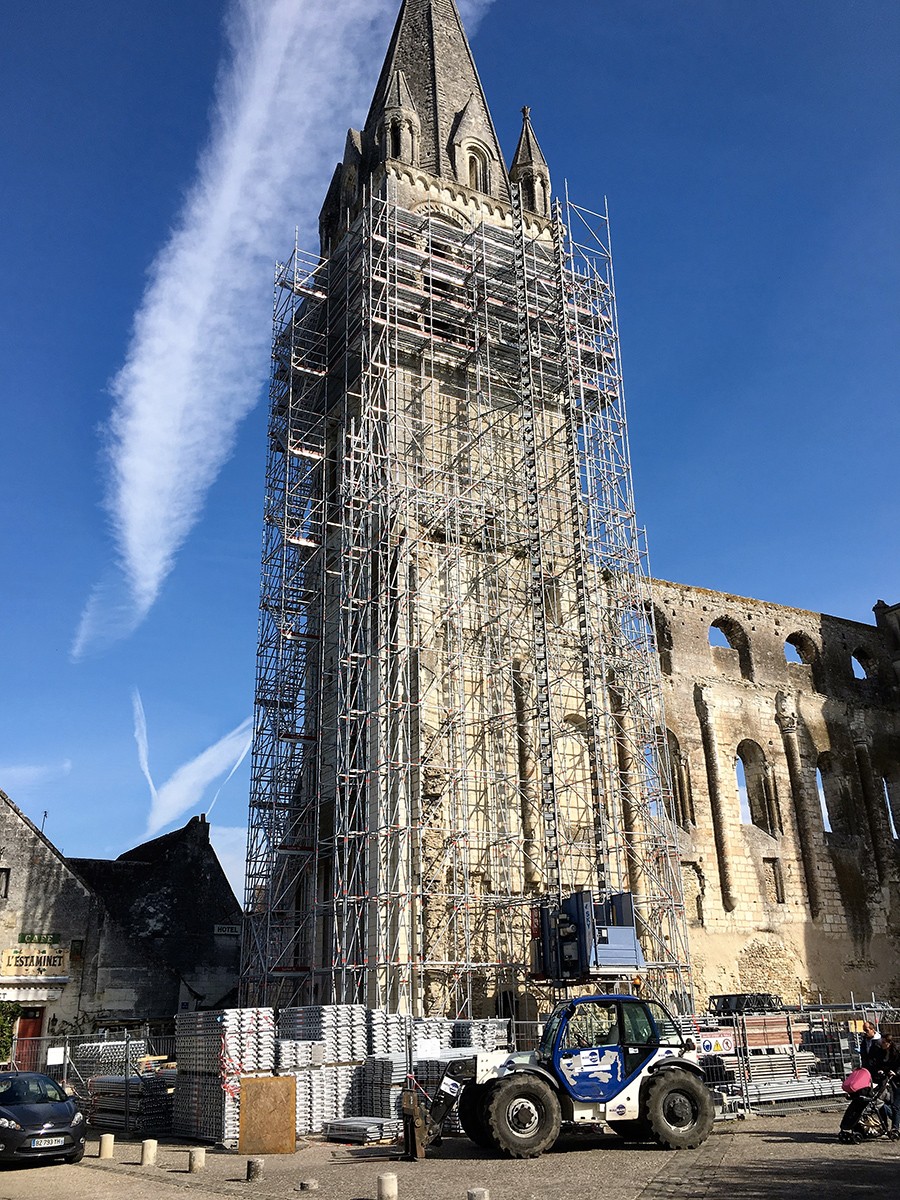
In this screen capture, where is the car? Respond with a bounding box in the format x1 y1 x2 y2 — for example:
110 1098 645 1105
0 1073 85 1165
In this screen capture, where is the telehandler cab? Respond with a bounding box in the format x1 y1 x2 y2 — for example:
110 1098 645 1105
408 994 714 1158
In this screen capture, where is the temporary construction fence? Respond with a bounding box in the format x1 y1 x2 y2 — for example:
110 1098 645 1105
7 1003 893 1144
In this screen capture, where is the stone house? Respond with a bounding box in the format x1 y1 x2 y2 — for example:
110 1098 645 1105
0 797 240 1039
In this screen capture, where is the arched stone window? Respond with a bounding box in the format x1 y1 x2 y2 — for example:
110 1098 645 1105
785 632 817 665
736 739 780 835
665 728 694 828
851 648 875 680
467 147 489 193
390 120 402 160
816 750 856 836
882 777 899 840
709 617 753 681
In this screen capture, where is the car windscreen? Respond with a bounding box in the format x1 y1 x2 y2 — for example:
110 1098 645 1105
0 1075 65 1104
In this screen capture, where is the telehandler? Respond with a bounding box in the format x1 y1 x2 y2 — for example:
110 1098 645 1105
405 993 714 1158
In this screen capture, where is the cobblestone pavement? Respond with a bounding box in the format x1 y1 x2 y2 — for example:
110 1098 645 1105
0 1112 895 1200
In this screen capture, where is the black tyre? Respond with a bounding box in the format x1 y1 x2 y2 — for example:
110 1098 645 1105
607 1118 650 1142
644 1070 714 1150
458 1082 494 1149
485 1074 561 1159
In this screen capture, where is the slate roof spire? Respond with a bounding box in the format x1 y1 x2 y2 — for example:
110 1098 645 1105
365 0 509 200
510 105 552 216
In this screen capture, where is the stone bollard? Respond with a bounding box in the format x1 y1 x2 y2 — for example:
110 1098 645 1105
140 1139 158 1167
98 1133 115 1160
189 1148 206 1173
467 1190 490 1200
247 1157 265 1182
377 1174 398 1200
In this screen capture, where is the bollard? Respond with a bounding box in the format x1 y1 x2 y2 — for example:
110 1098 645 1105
140 1139 158 1167
189 1147 206 1173
247 1157 265 1182
296 1182 320 1193
98 1133 115 1160
377 1174 398 1200
467 1190 490 1200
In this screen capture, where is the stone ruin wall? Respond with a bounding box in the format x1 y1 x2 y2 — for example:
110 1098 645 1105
654 579 900 1005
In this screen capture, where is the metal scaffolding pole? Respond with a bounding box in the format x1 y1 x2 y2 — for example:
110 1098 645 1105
241 183 693 1015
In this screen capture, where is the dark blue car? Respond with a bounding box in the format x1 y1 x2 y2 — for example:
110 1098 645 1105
0 1073 85 1164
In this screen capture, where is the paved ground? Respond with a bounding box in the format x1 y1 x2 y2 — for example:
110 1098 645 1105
0 1112 895 1200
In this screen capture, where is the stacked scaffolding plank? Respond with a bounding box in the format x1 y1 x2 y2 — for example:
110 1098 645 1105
242 184 693 1015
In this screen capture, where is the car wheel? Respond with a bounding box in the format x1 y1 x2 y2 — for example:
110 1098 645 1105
485 1074 561 1159
644 1070 714 1150
458 1082 495 1149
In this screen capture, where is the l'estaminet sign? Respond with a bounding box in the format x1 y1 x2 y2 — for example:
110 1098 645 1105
1 946 69 977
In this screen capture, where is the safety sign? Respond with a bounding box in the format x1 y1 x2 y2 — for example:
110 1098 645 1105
700 1036 735 1054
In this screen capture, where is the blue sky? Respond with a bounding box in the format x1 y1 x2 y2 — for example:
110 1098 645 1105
1 0 897 895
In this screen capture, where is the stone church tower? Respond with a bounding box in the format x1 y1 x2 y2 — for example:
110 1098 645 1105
243 0 900 1017
242 0 691 1017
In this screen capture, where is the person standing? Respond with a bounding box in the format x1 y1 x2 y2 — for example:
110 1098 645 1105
860 1021 884 1072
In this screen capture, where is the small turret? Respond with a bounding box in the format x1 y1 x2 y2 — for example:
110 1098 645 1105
381 69 421 166
510 106 551 217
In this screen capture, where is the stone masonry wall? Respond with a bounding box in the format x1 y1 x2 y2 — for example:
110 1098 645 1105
653 579 900 1004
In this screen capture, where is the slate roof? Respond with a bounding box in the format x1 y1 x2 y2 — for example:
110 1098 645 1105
365 0 510 197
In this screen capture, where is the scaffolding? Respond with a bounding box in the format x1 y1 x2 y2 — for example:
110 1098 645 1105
241 182 693 1016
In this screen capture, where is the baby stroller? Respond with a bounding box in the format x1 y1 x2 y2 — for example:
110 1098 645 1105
838 1068 896 1143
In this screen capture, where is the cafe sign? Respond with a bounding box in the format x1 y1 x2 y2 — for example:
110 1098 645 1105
1 946 69 977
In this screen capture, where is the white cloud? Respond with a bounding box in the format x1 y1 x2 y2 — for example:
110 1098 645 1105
132 690 253 837
144 718 253 839
131 689 159 808
210 824 249 904
71 0 406 656
0 760 73 795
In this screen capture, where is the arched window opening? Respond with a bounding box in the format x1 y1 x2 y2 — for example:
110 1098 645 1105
666 729 694 828
883 778 899 840
851 650 874 680
736 739 780 835
816 767 832 833
785 632 817 665
390 121 402 160
468 149 488 192
522 178 536 211
709 617 753 680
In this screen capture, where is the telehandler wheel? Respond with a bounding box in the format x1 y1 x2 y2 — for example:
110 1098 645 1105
607 1118 650 1142
458 1082 494 1149
485 1074 561 1159
644 1070 714 1150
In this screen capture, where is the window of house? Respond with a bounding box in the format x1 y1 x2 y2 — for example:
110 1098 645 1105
0 869 9 899
70 939 84 961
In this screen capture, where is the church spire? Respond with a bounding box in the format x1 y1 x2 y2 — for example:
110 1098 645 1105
510 106 552 217
364 0 509 200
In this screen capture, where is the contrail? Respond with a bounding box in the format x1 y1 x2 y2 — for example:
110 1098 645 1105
132 688 159 808
73 0 503 657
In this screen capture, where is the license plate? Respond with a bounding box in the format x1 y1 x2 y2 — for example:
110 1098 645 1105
31 1137 65 1148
